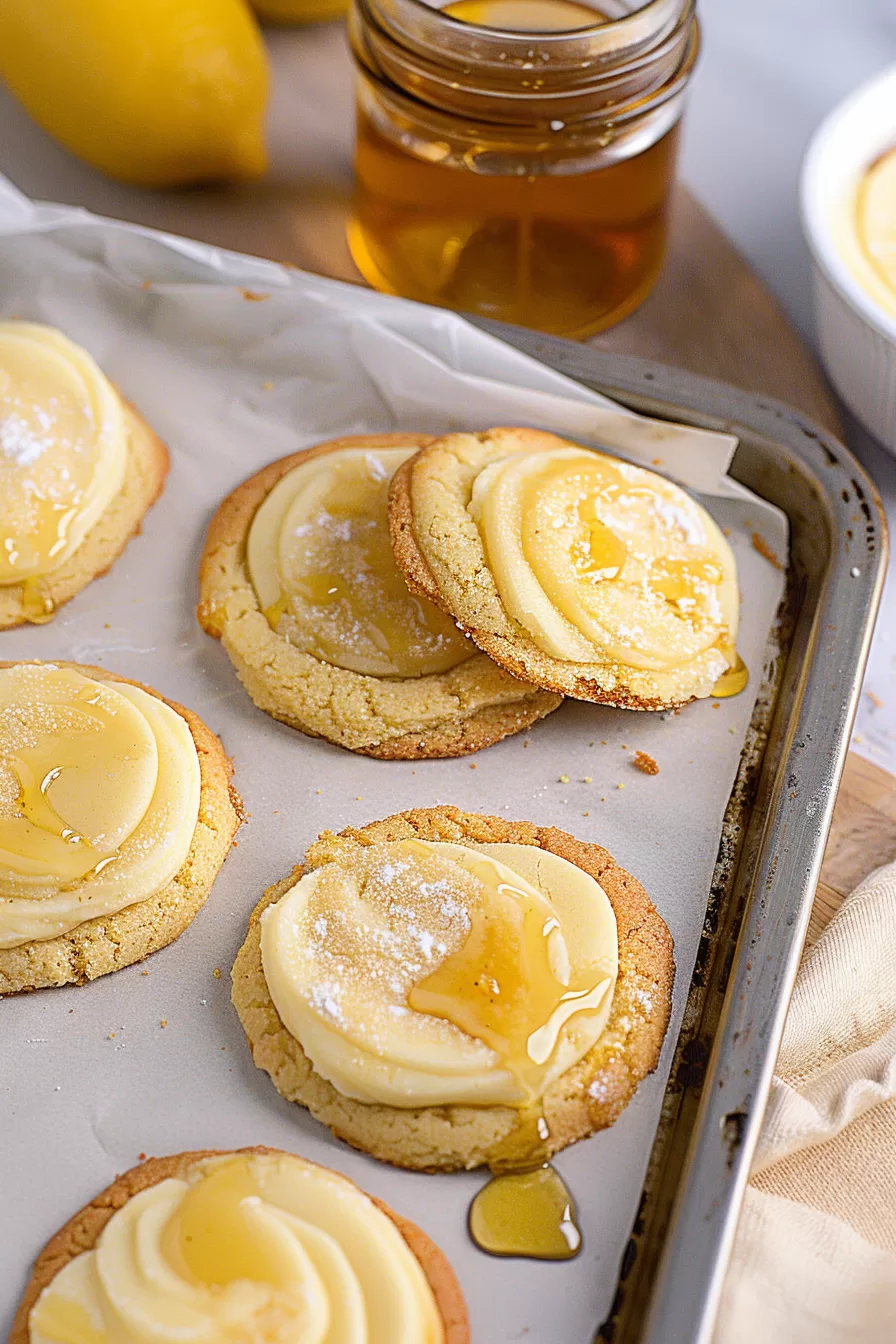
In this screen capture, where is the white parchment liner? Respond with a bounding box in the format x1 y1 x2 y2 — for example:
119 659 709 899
0 175 786 1344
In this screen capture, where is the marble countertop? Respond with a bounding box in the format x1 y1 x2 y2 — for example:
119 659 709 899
0 0 893 766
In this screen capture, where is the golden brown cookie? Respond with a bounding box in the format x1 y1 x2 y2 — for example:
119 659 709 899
232 805 674 1173
197 434 561 759
11 1146 470 1344
0 398 169 630
0 660 242 995
389 427 737 710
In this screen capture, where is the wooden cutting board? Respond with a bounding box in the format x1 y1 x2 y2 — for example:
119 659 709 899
2 22 891 944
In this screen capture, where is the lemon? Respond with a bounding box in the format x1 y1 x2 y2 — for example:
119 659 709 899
0 0 269 188
858 145 896 307
252 0 346 22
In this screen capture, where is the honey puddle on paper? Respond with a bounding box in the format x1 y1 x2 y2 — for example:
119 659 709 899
712 653 748 699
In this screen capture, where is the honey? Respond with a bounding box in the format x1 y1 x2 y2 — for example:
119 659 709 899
408 846 610 1100
0 668 160 884
0 323 127 586
162 1156 294 1287
249 448 472 678
21 577 56 625
348 0 698 336
712 652 748 698
470 1163 582 1259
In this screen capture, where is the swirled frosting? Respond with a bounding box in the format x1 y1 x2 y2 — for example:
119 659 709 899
29 1152 445 1344
261 838 618 1108
0 664 200 947
247 446 472 677
0 322 128 584
469 446 738 695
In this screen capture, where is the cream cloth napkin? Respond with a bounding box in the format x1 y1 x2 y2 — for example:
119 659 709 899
715 862 896 1342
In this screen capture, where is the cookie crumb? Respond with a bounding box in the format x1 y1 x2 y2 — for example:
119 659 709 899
583 811 590 817
107 1032 115 1040
160 1019 167 1028
240 288 271 301
558 774 570 783
866 690 884 709
712 702 721 709
140 279 152 291
213 967 222 979
262 379 274 390
469 763 477 769
138 1152 147 1161
616 782 625 790
751 531 784 569
633 751 660 776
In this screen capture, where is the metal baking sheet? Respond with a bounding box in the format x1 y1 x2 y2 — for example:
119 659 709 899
473 323 887 1342
0 183 881 1344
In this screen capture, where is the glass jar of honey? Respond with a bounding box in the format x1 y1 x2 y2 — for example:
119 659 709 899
347 0 698 337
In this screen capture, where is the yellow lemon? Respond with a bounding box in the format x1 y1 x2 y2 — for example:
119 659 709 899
0 0 269 188
252 0 346 22
857 145 896 306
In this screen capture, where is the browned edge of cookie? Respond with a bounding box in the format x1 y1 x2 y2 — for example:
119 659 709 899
10 1146 470 1344
235 804 675 1171
0 660 243 995
388 430 683 712
0 396 170 631
196 433 561 758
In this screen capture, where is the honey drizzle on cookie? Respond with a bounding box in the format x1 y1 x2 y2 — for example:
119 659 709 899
406 843 611 1102
402 840 600 1262
21 577 56 625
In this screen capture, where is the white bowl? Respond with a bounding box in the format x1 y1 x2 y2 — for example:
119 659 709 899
800 63 896 452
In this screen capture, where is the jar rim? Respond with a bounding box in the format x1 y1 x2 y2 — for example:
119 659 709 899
365 0 695 62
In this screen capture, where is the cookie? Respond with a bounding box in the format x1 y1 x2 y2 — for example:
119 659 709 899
197 434 561 759
12 1146 469 1344
0 323 169 628
389 427 740 710
0 661 242 994
232 805 674 1173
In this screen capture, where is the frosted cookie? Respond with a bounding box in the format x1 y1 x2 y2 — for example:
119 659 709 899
0 322 169 628
0 661 242 994
197 434 561 759
389 427 741 710
13 1146 469 1344
232 805 674 1173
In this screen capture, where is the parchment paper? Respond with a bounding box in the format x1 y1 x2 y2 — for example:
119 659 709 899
0 175 786 1344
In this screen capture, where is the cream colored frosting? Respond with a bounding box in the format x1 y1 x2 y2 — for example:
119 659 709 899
469 446 738 691
835 146 896 321
0 664 200 947
261 839 618 1108
247 445 472 677
0 322 128 584
29 1151 445 1344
